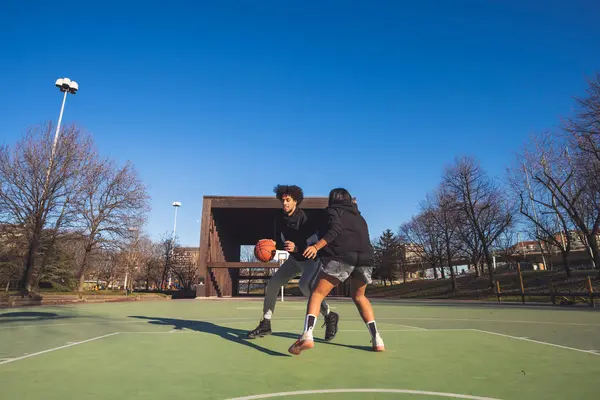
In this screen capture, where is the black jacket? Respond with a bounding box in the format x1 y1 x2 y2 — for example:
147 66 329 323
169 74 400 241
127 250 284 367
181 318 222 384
319 199 373 266
276 208 319 261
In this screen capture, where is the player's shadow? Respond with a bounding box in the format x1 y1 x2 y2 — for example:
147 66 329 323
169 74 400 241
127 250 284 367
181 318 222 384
130 316 372 354
0 311 72 324
271 332 372 352
129 316 292 357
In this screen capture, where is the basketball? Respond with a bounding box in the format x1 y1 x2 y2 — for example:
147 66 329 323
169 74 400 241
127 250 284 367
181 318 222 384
254 239 276 262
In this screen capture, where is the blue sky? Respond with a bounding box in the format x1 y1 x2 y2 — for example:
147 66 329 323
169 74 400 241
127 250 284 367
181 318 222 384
1 1 599 246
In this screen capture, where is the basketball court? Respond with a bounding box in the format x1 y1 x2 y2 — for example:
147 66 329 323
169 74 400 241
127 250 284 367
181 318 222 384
1 298 599 399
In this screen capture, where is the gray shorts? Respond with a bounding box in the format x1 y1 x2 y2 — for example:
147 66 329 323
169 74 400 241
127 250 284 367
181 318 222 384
321 259 373 284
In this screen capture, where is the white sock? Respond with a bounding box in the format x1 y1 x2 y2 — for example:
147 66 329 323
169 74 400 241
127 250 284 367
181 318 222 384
303 314 317 339
263 310 272 320
366 320 378 339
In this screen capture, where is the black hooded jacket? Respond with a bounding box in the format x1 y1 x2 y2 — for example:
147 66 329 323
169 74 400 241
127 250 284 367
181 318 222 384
276 208 319 261
318 199 373 265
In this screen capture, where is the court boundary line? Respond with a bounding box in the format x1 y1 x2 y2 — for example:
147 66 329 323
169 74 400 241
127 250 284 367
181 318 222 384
376 317 600 327
340 321 427 331
471 329 600 356
2 327 597 366
0 332 121 365
224 388 502 400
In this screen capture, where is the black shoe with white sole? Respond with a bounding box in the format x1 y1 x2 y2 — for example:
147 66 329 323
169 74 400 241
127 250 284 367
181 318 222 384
246 319 272 339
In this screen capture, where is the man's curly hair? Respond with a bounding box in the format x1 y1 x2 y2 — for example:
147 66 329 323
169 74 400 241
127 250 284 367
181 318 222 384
274 184 304 205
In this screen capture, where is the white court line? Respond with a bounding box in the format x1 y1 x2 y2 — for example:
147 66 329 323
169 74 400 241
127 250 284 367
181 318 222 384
341 321 427 331
235 307 324 310
471 329 600 356
225 388 501 400
341 329 472 332
0 332 120 365
376 317 600 327
119 328 471 334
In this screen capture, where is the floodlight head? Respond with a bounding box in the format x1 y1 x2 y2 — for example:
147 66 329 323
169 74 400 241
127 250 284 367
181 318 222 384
172 201 182 207
69 81 79 94
55 78 64 88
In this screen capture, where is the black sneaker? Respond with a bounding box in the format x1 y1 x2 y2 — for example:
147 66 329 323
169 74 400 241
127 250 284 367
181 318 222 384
323 311 339 341
246 319 272 339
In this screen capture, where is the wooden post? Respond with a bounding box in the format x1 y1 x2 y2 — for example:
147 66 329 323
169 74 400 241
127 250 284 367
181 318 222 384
496 281 501 304
586 276 594 308
549 281 556 305
517 262 525 304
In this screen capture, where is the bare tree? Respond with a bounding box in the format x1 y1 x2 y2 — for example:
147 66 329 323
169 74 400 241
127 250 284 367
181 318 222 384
240 245 259 294
0 123 91 293
95 249 121 289
171 247 198 291
74 157 150 292
443 156 513 287
516 131 600 270
139 239 163 290
561 74 600 271
401 211 444 280
457 219 485 277
508 136 575 276
421 186 462 291
491 227 519 271
565 73 600 164
158 233 175 290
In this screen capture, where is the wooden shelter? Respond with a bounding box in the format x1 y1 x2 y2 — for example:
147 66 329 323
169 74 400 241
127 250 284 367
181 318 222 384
196 195 345 298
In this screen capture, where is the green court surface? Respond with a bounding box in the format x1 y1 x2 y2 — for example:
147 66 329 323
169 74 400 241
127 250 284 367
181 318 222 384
1 299 599 400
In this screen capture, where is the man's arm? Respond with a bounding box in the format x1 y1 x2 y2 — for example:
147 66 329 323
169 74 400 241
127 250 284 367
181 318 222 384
274 213 285 249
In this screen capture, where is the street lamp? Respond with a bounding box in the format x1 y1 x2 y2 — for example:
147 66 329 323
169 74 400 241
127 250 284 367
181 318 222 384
53 77 79 155
169 201 181 288
39 77 80 227
172 201 181 241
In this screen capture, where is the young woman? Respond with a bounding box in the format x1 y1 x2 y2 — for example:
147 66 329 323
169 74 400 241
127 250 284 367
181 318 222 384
288 188 384 355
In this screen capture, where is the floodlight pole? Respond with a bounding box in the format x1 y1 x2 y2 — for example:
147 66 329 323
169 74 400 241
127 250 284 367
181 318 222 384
53 90 68 157
169 202 181 288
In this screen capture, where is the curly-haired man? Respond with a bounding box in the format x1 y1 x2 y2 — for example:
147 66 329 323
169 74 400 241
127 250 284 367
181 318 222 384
246 185 339 341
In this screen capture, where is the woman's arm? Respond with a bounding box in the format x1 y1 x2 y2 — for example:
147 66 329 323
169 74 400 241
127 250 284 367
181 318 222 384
303 208 342 258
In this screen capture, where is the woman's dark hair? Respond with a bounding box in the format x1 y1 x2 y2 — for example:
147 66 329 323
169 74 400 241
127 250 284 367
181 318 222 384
274 185 304 205
328 188 352 205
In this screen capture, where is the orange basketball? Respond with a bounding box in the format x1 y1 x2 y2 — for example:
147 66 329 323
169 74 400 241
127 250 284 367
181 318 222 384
254 239 276 262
